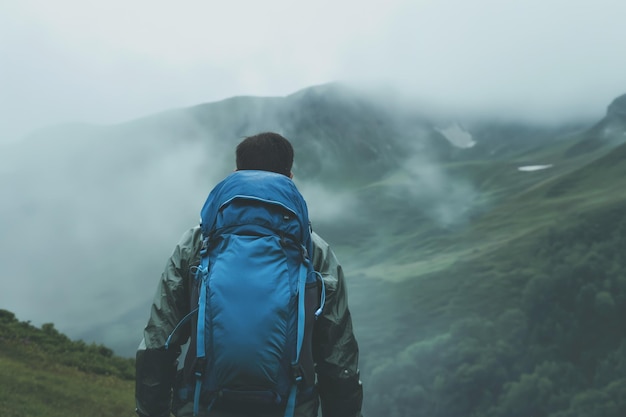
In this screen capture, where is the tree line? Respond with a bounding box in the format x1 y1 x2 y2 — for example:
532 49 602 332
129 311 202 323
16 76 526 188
365 204 626 417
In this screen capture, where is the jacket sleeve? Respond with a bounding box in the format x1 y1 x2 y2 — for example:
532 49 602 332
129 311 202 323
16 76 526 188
135 227 202 417
311 232 363 417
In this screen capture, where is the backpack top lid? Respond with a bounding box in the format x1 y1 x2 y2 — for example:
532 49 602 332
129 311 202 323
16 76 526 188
200 170 311 248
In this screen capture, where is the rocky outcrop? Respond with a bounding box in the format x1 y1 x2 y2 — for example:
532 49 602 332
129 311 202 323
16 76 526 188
564 93 626 157
607 94 626 119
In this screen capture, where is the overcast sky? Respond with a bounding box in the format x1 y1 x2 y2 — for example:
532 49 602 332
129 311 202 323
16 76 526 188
1 0 625 143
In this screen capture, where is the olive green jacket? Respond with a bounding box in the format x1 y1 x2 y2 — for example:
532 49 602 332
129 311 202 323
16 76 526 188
135 227 363 417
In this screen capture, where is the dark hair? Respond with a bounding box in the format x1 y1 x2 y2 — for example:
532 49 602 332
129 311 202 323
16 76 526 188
236 132 294 177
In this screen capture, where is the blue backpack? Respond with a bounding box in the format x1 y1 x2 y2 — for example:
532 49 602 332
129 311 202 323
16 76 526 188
169 170 325 417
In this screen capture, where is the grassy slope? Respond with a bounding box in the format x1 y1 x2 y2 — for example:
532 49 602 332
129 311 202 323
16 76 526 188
0 314 135 417
436 137 626 314
0 351 134 417
339 136 580 282
345 134 626 366
339 127 626 416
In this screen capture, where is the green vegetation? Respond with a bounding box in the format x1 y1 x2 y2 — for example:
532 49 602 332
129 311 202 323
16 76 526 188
349 139 626 416
0 310 135 417
363 202 626 417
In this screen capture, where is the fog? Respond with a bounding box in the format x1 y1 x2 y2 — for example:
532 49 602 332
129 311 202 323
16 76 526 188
0 113 235 353
2 0 626 144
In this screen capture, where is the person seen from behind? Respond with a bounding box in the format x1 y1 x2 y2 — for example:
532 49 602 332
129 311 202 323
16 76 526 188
135 132 363 417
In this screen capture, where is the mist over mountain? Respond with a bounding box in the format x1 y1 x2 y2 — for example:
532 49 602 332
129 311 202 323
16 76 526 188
2 83 626 416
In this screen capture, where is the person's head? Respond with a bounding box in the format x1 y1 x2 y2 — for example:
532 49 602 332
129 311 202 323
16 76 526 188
236 132 294 177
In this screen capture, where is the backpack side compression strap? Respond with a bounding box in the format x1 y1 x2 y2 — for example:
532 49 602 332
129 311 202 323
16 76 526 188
283 259 308 417
193 244 210 417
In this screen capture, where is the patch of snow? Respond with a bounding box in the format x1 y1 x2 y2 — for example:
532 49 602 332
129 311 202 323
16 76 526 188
436 123 476 149
518 164 553 172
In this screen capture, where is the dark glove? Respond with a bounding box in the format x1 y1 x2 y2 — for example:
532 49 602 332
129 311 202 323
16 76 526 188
135 348 179 417
318 370 363 417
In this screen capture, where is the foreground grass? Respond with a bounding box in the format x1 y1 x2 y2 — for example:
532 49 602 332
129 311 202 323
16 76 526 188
0 318 135 417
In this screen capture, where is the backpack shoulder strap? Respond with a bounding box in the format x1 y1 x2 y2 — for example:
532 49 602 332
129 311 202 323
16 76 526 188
283 259 309 417
193 237 210 416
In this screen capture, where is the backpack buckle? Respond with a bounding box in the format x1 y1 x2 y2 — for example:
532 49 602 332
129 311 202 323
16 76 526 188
193 357 206 381
291 363 305 385
199 237 209 256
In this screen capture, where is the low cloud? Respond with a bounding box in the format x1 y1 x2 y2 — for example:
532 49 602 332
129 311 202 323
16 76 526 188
296 180 359 227
401 157 476 226
0 119 234 353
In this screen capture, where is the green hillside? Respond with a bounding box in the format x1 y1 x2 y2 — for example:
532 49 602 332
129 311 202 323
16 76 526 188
351 138 626 416
0 310 135 417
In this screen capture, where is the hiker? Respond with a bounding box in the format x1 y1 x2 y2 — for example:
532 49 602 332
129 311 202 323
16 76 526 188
135 132 363 417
